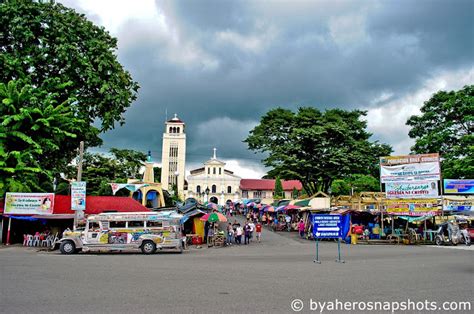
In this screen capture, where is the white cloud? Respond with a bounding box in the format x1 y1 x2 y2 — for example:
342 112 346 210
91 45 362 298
366 67 474 154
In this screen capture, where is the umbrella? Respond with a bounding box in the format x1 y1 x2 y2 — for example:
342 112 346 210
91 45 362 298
263 205 275 212
247 202 256 207
284 205 301 211
200 212 227 223
207 203 218 210
276 205 286 212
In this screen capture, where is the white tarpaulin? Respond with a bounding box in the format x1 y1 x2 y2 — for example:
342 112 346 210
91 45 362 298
386 181 439 199
109 183 149 195
380 162 440 183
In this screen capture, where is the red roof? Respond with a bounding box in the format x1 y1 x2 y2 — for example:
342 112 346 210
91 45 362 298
54 195 149 214
240 179 303 191
0 196 149 216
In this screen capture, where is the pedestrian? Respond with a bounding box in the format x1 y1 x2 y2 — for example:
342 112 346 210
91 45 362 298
244 222 251 245
235 224 243 244
285 215 292 232
256 221 262 242
298 219 305 238
226 223 234 245
248 219 255 241
207 224 215 247
262 214 267 225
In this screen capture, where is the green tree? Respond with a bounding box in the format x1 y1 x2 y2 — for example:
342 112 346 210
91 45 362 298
65 149 147 196
246 107 392 195
153 167 162 183
0 0 139 177
274 176 284 199
291 187 299 199
0 80 85 195
407 85 473 179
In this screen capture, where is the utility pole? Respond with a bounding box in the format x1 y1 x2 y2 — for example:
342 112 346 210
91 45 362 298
73 141 84 229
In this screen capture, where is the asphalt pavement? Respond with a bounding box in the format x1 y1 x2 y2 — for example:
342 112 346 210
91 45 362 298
0 224 473 314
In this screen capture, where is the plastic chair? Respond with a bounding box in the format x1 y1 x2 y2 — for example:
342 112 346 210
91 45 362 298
33 235 40 247
23 234 28 246
26 235 34 246
41 236 49 247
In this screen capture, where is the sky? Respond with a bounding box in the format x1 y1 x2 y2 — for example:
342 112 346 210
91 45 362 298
60 0 473 179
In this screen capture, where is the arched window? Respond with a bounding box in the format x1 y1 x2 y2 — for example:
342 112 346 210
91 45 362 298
177 127 180 133
196 185 201 194
213 167 216 175
227 186 232 194
212 185 216 193
219 168 222 175
169 127 172 133
208 168 210 174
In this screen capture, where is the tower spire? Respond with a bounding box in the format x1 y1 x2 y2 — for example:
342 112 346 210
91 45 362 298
213 147 217 159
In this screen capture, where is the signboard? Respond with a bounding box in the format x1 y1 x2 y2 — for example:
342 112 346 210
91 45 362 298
4 193 54 215
443 179 474 195
385 198 439 216
71 181 86 211
443 196 474 212
312 214 343 238
386 181 439 199
380 153 440 183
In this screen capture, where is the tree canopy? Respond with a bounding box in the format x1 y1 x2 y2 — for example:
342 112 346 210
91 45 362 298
0 80 85 195
63 148 148 196
0 0 139 189
407 85 473 179
245 107 392 195
274 176 283 199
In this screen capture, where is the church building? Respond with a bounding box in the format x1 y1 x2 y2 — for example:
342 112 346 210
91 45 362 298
185 149 241 205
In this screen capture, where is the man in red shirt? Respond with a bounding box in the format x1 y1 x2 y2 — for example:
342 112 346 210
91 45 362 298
255 221 263 242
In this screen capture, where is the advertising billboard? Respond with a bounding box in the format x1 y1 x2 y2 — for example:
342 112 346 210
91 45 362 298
385 198 439 216
443 179 474 195
4 193 55 215
380 153 440 183
71 181 86 211
386 181 439 199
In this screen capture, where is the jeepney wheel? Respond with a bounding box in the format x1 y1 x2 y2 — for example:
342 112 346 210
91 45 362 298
60 241 76 254
435 236 442 246
141 241 156 254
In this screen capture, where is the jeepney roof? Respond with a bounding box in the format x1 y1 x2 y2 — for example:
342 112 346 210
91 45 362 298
87 211 183 221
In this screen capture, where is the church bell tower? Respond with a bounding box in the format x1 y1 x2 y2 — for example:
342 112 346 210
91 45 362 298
160 114 186 197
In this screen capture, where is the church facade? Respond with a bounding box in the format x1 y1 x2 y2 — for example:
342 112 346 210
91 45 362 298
185 149 241 205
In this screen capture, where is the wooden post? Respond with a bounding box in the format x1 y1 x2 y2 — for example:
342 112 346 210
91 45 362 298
6 217 12 245
74 141 84 230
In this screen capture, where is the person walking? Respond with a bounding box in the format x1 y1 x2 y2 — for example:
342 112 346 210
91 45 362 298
255 221 262 242
235 224 243 244
298 219 305 238
244 222 251 245
207 224 215 247
285 215 292 232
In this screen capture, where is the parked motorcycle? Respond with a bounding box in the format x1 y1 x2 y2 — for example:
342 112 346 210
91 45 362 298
435 222 462 246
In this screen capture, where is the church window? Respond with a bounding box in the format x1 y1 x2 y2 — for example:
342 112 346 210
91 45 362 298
177 127 180 133
219 168 222 175
169 127 172 133
227 186 232 194
212 185 216 193
213 167 216 175
208 168 210 174
196 185 201 194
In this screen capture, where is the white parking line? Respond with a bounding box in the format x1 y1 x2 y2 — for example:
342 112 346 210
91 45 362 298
428 245 474 251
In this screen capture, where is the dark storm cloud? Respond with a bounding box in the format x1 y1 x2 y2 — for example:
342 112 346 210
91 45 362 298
88 0 473 170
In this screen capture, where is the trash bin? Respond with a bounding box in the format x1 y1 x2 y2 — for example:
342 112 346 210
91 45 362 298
351 234 358 244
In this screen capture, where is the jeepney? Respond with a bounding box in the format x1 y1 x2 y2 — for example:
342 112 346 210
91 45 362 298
57 211 184 254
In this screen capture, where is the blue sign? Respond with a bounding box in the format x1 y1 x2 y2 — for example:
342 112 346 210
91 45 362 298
444 179 474 195
312 214 343 239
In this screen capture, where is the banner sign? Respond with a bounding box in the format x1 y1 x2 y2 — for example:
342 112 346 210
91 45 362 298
443 197 474 212
312 214 343 238
71 181 86 211
386 181 439 199
109 183 149 195
443 179 474 195
4 193 55 215
385 198 439 216
380 153 440 183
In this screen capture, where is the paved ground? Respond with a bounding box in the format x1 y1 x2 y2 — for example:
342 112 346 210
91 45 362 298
1 224 473 314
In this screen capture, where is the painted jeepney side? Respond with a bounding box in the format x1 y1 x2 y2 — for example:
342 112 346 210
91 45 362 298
58 212 183 252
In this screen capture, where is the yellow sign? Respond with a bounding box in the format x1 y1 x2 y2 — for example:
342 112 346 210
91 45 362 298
386 198 440 216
